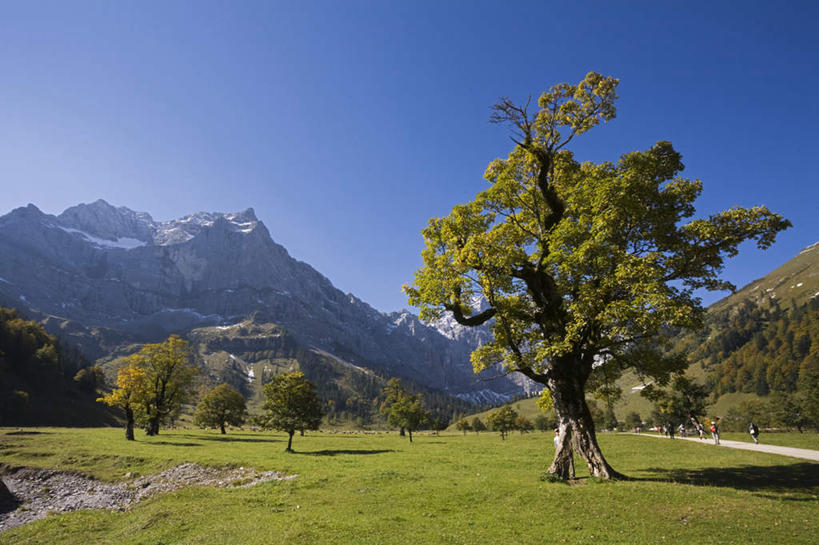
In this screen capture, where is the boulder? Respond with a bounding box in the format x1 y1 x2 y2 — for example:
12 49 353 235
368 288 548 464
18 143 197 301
0 478 17 512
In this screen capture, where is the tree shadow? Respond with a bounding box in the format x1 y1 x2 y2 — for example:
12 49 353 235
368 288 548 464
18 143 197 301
637 463 819 501
149 441 201 447
180 434 282 444
294 449 395 457
4 430 50 436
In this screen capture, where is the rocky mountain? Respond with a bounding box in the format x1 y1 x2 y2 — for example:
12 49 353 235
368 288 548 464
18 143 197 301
0 200 535 407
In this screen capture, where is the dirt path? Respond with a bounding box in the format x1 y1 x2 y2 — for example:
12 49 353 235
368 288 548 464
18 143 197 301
633 433 819 462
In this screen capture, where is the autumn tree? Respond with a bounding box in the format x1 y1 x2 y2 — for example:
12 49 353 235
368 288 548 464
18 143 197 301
97 358 149 440
194 383 247 434
262 371 323 451
123 335 198 436
486 405 519 440
405 72 790 479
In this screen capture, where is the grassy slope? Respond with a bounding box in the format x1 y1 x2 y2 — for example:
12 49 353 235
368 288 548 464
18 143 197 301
1 428 817 544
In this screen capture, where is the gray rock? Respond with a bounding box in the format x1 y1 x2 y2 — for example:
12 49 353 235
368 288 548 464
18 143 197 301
0 201 535 402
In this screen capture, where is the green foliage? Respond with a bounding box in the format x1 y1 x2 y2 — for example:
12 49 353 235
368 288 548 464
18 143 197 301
0 307 108 426
131 335 198 435
194 384 247 433
624 412 643 429
382 378 430 442
470 416 486 433
515 414 534 434
261 371 323 451
486 405 518 439
74 366 106 393
533 414 553 431
644 376 708 428
405 72 789 477
455 418 472 434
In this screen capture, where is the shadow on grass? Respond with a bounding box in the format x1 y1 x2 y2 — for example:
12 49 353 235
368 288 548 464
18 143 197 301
295 449 395 457
180 434 283 444
149 441 201 447
639 463 819 501
4 431 50 436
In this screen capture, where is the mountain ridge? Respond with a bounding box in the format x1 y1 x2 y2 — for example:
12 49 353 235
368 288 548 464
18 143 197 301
0 200 535 407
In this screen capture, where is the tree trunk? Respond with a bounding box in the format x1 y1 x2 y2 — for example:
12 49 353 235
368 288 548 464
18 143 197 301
125 406 135 441
287 430 294 451
408 429 413 443
220 422 226 434
547 370 623 480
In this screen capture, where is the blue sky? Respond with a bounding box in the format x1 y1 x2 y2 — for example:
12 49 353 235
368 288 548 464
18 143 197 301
1 1 817 312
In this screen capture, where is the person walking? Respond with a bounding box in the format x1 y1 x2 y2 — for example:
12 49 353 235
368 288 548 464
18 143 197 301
749 422 759 444
710 420 720 445
691 417 705 440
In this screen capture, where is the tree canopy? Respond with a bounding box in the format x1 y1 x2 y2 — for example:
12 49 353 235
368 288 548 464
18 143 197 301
194 383 247 434
262 371 323 451
99 335 197 438
382 378 429 442
486 405 519 440
405 72 790 479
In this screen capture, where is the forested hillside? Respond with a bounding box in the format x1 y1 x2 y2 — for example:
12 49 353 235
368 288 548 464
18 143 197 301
0 307 117 426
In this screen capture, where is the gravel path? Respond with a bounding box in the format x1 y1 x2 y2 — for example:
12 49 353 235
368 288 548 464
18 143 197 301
0 463 295 533
633 432 819 462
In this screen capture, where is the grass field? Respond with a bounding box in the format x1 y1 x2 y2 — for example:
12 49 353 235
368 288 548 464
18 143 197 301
1 427 817 544
718 431 819 450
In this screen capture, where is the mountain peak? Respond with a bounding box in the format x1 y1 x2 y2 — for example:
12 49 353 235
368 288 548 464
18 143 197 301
58 200 155 242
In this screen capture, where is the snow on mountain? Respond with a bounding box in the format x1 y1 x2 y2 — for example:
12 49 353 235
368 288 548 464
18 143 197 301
56 199 260 247
57 226 147 250
0 200 532 403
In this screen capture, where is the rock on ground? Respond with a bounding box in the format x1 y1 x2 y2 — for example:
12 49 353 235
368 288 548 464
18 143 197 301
0 463 295 533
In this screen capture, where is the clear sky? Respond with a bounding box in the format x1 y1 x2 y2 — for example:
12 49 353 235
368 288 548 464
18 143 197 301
1 1 817 313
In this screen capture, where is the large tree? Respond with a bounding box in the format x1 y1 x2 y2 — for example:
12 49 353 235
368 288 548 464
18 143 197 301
136 335 197 436
405 72 790 479
262 371 323 451
194 383 247 434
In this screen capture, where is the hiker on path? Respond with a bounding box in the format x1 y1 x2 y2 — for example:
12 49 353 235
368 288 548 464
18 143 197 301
749 422 759 444
691 417 705 440
710 420 720 445
679 423 686 438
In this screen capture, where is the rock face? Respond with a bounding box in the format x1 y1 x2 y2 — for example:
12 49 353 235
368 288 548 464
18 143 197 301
0 200 535 402
0 479 16 513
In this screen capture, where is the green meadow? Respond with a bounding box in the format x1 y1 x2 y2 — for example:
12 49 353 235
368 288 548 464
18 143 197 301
1 428 817 544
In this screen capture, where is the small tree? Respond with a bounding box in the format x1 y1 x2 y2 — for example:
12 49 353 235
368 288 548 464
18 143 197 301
624 411 643 430
471 416 487 433
515 414 534 434
486 406 519 440
644 376 708 431
533 414 552 432
384 380 429 443
97 358 149 440
194 383 247 434
455 418 472 435
262 371 323 451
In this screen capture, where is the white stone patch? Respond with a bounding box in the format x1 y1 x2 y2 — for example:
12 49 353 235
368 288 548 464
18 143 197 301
58 226 147 250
